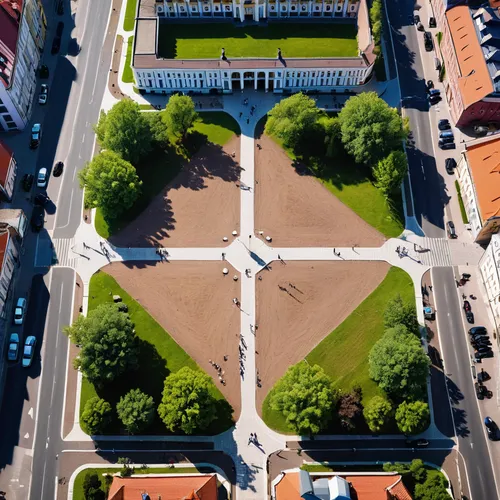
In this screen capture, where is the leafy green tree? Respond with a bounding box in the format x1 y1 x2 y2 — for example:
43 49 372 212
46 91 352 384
373 150 408 197
337 386 363 431
93 99 151 163
79 151 142 220
370 0 383 53
145 111 170 147
409 459 427 483
269 362 337 435
81 397 112 435
395 400 430 434
338 92 407 165
369 326 430 399
384 294 420 336
363 396 392 433
117 388 155 434
265 93 321 149
323 116 342 158
83 472 105 500
65 304 138 386
163 95 197 140
414 473 450 500
158 367 217 434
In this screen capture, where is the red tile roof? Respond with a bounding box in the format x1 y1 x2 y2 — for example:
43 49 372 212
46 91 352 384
0 0 23 87
0 231 9 271
108 474 218 500
0 140 13 187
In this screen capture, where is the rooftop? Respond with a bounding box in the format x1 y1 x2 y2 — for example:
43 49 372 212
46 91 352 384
0 231 9 272
108 474 218 500
0 140 13 187
465 135 500 221
0 0 23 88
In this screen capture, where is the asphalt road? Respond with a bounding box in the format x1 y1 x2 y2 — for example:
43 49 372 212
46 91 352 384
385 0 447 237
432 267 498 499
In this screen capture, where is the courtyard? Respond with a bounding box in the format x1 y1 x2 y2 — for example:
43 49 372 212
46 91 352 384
158 22 358 59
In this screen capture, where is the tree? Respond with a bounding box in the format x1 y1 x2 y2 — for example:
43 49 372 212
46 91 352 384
409 459 427 483
338 92 407 165
93 99 151 163
363 396 392 433
145 111 170 147
163 95 197 140
83 472 105 500
370 0 383 54
117 388 155 434
369 326 430 399
337 386 363 431
323 116 342 158
79 151 142 220
158 367 218 434
81 397 113 434
65 304 138 386
373 150 408 198
395 400 430 434
269 362 337 435
384 294 420 336
265 93 321 149
414 473 450 500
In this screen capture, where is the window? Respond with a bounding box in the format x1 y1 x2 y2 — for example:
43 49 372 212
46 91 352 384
3 114 13 122
6 122 16 129
338 71 343 76
0 106 7 113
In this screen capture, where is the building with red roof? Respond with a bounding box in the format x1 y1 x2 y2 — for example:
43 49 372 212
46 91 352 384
0 139 17 200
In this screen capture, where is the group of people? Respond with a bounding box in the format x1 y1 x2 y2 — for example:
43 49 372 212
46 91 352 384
208 359 226 386
238 99 257 124
239 334 247 378
155 247 169 261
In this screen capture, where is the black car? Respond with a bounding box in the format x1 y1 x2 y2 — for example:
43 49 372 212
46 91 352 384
485 417 499 440
438 119 451 130
405 438 429 448
426 79 434 91
51 36 61 55
56 21 64 37
429 16 437 28
424 31 433 51
471 334 491 343
475 382 493 400
439 140 455 150
474 125 489 137
472 340 491 349
466 311 474 324
447 220 457 238
476 350 494 360
22 174 34 192
469 326 487 335
31 206 44 231
53 161 64 177
39 64 49 79
34 193 49 206
445 158 456 174
463 300 471 312
414 14 421 24
478 369 491 383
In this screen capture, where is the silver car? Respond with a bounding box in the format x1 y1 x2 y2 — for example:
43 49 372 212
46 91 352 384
22 336 36 368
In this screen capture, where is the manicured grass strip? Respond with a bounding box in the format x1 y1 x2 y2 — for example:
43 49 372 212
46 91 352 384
455 180 469 224
158 23 357 59
262 267 415 433
123 0 138 31
122 37 134 84
80 272 233 435
73 467 205 500
192 112 240 146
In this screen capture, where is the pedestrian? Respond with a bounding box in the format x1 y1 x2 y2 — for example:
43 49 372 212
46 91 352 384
397 246 400 253
222 252 225 260
278 254 281 260
333 248 336 254
239 112 243 118
224 355 228 361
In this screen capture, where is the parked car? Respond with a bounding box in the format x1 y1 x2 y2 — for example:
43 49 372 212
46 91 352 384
429 16 437 28
477 369 491 383
22 174 34 192
471 334 491 344
463 300 471 312
38 84 48 105
469 326 487 335
14 297 26 325
447 220 457 238
475 349 494 361
439 131 454 141
475 382 493 400
31 206 44 232
39 64 49 79
22 336 36 368
56 21 64 37
414 14 421 24
438 119 451 130
426 80 434 91
7 333 19 361
485 417 499 440
51 36 61 55
37 167 47 188
439 140 455 150
53 161 64 177
30 123 41 149
445 158 456 174
466 311 474 324
34 193 49 206
424 31 433 51
474 125 489 137
417 22 424 31
405 438 429 447
476 345 492 354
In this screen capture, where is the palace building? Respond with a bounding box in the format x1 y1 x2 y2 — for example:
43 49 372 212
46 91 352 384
132 0 375 95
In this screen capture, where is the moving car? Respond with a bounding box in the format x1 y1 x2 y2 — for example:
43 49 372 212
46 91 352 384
445 158 456 174
475 382 493 400
22 174 34 192
37 167 47 188
447 220 457 238
38 84 48 105
405 438 429 448
469 326 487 335
424 31 433 51
31 206 44 232
14 297 26 325
53 161 64 177
438 119 451 130
466 311 474 324
485 417 499 440
22 336 36 368
30 123 42 149
463 300 471 312
34 193 49 206
7 333 19 361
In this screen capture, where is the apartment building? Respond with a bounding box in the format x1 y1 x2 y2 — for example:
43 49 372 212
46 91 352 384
0 140 17 201
479 232 500 335
0 0 47 131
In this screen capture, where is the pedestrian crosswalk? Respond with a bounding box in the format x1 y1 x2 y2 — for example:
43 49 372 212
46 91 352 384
52 238 77 268
419 238 453 267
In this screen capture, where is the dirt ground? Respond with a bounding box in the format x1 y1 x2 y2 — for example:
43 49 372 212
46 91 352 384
105 261 242 418
111 136 241 248
254 134 385 247
255 261 389 411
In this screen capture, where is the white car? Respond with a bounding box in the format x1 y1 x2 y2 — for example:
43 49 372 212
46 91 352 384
14 297 26 325
7 333 19 361
37 167 47 188
38 84 48 105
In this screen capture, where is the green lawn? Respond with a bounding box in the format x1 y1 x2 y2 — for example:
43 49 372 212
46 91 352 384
73 466 208 500
79 272 233 435
455 180 469 224
158 23 358 59
122 37 134 84
123 0 138 31
262 267 415 434
95 112 239 238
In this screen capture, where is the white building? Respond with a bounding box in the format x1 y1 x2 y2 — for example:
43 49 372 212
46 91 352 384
479 233 500 336
0 0 47 131
133 0 375 94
